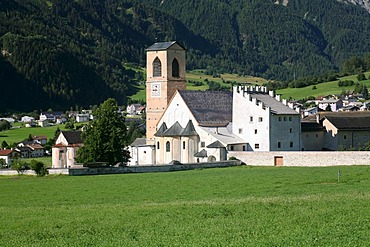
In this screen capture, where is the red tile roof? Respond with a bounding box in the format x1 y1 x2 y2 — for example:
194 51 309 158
0 149 13 156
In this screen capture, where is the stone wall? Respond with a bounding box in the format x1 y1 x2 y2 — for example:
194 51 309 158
48 160 241 176
0 170 36 176
230 151 370 166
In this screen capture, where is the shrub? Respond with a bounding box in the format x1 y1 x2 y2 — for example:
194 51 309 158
29 160 48 176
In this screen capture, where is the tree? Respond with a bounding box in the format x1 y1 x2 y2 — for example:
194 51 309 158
0 120 11 131
0 158 6 168
362 85 368 100
357 73 366 81
76 98 130 166
65 121 75 130
29 160 48 176
11 160 29 175
1 140 9 149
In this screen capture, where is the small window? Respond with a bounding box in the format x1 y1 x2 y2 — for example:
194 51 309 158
290 142 293 148
243 146 246 151
278 142 281 148
166 141 170 152
316 134 318 138
289 117 292 121
278 117 281 121
250 116 253 122
255 129 258 134
230 146 234 151
183 141 186 149
289 128 292 133
144 151 146 154
284 117 287 121
258 117 263 122
157 142 160 149
344 135 347 140
201 141 205 148
238 128 243 134
255 144 260 149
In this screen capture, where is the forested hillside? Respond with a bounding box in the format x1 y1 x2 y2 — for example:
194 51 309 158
1 0 370 112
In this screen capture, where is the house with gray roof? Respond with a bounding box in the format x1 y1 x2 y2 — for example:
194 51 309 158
322 112 370 150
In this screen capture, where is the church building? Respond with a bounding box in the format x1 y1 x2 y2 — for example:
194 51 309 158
128 41 301 166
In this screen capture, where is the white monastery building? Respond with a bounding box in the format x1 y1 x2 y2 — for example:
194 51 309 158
128 41 301 166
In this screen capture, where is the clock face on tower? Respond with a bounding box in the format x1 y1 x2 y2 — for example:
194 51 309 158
151 83 161 97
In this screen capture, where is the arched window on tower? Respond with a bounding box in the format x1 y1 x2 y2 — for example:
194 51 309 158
166 141 170 152
153 57 162 77
172 58 179 77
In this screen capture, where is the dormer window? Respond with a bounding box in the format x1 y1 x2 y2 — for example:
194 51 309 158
153 57 162 77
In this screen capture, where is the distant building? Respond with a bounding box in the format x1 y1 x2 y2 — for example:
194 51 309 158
21 116 35 123
0 149 19 166
318 99 343 112
76 114 90 123
126 104 145 116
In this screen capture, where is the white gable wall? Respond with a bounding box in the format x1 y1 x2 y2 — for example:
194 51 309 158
232 87 271 151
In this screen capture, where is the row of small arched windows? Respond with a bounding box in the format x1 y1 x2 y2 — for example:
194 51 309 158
153 57 180 78
157 141 186 152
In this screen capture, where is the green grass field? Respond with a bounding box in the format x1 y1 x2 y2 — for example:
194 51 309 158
0 124 66 146
277 72 370 100
0 166 369 246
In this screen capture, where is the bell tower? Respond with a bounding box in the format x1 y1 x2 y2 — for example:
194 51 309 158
145 41 186 142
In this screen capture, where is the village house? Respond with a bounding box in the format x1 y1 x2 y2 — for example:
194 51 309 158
15 143 45 158
318 98 343 111
76 113 89 123
39 112 64 123
126 104 145 116
0 149 19 166
21 116 35 123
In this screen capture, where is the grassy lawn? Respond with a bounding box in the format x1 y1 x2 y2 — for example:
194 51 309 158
0 166 369 246
277 72 370 100
0 124 66 145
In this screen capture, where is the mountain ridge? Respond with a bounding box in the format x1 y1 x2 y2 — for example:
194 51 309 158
0 0 370 112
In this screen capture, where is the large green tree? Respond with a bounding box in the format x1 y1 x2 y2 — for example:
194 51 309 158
76 98 130 166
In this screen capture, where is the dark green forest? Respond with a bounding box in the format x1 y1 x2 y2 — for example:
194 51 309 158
1 0 370 112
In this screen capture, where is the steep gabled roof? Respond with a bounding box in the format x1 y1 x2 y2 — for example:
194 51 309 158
146 41 185 51
62 131 83 144
179 90 232 127
181 120 198 136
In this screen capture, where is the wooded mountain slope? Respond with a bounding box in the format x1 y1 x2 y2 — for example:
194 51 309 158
0 0 369 111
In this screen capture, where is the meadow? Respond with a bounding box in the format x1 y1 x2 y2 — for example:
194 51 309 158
0 166 369 246
277 72 370 100
0 124 66 146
